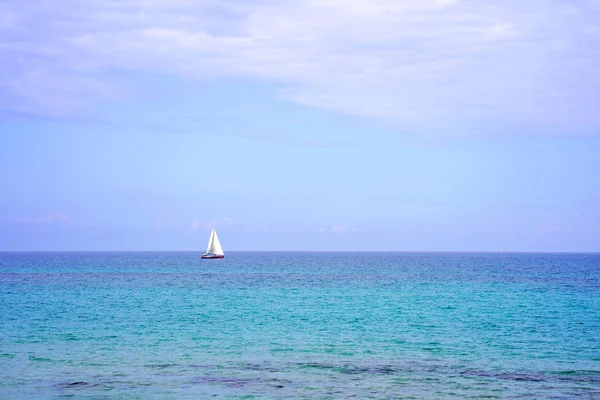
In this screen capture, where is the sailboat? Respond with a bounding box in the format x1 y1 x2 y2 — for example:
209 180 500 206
201 227 225 259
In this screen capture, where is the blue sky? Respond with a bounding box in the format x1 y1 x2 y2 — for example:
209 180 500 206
1 0 599 251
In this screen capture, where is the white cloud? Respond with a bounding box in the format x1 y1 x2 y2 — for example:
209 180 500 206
191 217 236 231
318 225 357 233
2 0 600 132
202 217 237 229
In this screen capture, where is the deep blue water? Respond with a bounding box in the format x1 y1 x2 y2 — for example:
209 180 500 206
1 252 599 399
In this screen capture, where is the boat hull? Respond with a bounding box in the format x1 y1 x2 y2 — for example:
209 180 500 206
201 254 224 259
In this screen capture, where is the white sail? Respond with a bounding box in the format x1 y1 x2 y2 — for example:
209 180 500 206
205 228 224 256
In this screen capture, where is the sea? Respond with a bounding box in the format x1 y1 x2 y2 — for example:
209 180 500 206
0 252 599 399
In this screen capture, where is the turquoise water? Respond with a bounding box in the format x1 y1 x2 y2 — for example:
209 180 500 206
1 252 599 399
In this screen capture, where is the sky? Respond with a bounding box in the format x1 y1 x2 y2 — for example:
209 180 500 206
1 0 599 251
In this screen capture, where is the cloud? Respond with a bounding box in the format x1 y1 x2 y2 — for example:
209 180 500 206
15 212 71 224
319 225 357 233
2 0 600 133
192 218 288 233
191 216 237 231
331 225 347 233
201 217 237 230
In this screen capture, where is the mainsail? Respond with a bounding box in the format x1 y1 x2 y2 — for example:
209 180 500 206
205 227 224 256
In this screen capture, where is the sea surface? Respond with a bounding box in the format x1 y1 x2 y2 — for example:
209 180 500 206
0 252 599 399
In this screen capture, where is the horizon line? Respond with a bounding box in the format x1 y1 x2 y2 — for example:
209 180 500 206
0 250 599 255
